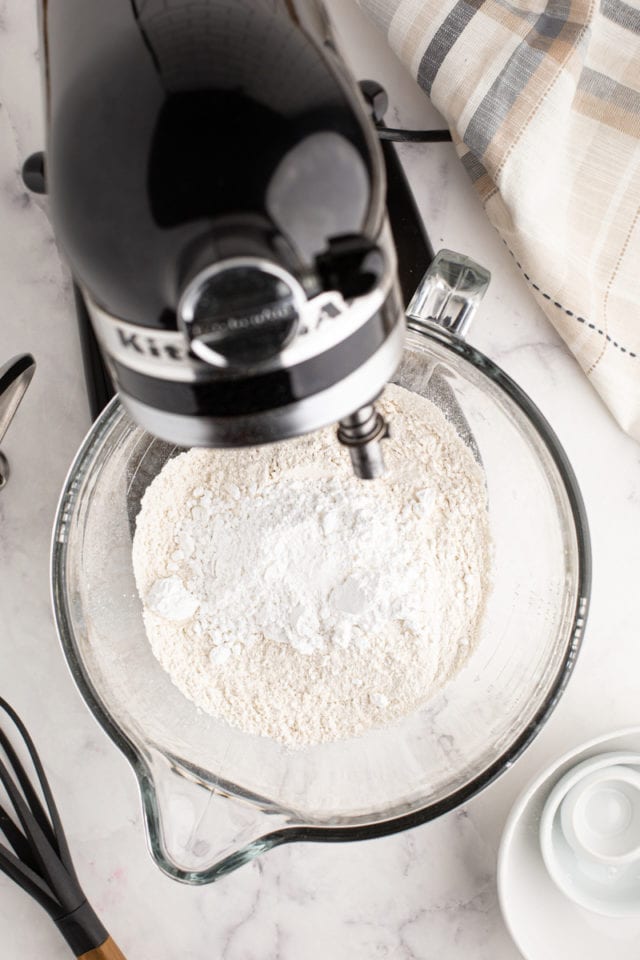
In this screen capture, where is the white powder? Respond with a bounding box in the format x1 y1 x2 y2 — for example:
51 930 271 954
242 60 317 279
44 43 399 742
132 384 491 746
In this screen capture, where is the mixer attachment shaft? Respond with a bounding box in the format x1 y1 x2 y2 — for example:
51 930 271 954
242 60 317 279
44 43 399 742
337 403 390 479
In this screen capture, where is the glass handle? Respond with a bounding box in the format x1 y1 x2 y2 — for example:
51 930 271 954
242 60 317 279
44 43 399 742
406 250 491 339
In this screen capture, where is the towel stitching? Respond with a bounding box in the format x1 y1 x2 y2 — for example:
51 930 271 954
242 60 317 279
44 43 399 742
589 201 640 374
501 241 638 360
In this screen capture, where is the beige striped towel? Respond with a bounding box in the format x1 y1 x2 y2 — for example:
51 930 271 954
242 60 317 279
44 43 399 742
358 0 640 441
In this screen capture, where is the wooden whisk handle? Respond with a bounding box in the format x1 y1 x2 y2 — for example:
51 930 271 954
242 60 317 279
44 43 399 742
78 936 127 959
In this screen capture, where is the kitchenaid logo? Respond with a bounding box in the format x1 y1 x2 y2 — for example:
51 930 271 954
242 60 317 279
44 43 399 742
107 294 344 366
202 301 297 335
116 326 188 362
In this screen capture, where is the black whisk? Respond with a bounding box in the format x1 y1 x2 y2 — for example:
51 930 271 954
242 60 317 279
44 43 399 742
0 697 125 959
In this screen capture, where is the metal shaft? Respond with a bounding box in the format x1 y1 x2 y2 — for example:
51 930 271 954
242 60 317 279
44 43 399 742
337 403 390 480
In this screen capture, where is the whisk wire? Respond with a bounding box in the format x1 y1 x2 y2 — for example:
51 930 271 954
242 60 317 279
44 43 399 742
0 696 77 878
0 697 111 956
0 800 41 870
0 724 60 850
0 835 59 913
0 743 82 915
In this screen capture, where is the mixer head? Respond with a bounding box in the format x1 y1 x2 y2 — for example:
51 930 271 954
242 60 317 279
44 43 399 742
42 0 405 478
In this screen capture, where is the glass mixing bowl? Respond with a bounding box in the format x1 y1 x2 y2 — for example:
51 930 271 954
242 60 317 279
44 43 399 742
51 321 590 883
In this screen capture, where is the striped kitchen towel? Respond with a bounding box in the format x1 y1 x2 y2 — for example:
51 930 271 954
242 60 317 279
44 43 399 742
358 0 640 441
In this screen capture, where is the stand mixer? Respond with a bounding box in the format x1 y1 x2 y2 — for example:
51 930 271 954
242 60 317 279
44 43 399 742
39 0 591 885
39 0 441 478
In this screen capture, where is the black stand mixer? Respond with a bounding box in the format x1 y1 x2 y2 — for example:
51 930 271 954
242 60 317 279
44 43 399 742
29 0 469 479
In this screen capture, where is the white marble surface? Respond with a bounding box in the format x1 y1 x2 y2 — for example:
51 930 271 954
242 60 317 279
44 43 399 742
1 2 639 958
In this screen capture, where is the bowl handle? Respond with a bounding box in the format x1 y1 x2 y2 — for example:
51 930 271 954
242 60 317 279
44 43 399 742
140 747 290 883
406 250 490 339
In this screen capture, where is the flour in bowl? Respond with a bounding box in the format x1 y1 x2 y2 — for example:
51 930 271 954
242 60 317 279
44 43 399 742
132 384 491 745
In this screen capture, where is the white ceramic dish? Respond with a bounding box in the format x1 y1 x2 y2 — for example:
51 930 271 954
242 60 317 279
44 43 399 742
498 729 640 960
560 764 640 865
539 753 640 916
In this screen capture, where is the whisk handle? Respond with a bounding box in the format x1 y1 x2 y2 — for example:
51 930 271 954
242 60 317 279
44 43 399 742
78 937 127 959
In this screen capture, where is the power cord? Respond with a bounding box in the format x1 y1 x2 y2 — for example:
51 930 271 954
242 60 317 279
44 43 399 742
376 126 452 143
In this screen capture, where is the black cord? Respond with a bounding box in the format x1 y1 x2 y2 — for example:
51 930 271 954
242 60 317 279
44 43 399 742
377 126 452 143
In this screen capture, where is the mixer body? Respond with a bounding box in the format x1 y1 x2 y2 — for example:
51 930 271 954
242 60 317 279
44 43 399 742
41 0 404 474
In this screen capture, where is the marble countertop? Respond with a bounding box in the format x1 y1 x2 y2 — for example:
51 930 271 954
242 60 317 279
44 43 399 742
1 2 639 957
